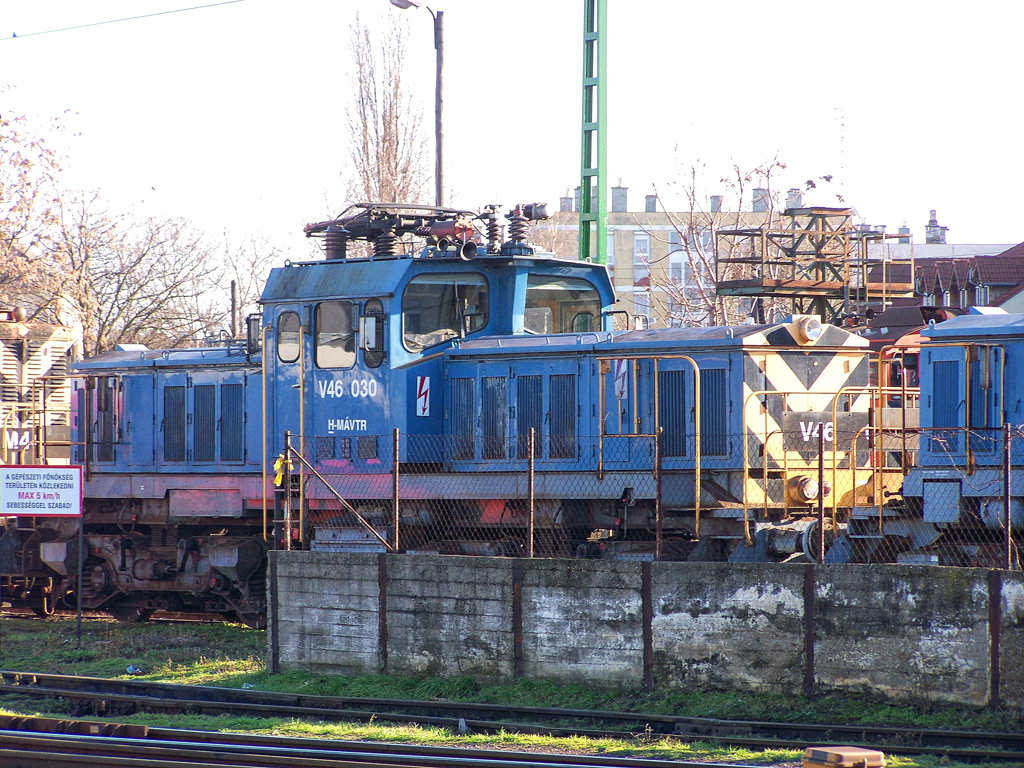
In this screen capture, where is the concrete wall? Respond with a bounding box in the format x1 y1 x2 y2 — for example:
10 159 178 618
268 554 1024 710
652 564 805 691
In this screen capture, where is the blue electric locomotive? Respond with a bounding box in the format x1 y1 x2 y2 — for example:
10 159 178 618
9 202 884 622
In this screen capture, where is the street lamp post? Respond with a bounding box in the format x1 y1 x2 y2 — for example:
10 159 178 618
388 0 443 207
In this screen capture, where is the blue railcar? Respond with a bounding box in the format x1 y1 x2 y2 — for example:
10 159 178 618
4 203 882 622
836 307 1023 567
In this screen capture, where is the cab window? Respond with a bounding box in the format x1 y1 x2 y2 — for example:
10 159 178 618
524 275 601 334
277 311 300 363
402 273 488 351
316 301 356 369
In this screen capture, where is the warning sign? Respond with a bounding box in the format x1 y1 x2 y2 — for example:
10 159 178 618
0 466 83 517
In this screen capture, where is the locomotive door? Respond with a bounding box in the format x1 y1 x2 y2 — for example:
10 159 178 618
270 306 305 458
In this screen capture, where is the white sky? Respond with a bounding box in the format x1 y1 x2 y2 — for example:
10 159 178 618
4 1 1023 261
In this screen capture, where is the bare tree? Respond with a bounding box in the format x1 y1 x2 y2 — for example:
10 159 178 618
638 160 793 326
345 12 429 204
1 111 285 354
0 112 62 319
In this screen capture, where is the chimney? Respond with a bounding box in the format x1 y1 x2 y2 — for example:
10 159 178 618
710 195 722 213
752 188 769 213
898 223 911 244
611 179 628 212
560 187 573 213
785 188 802 210
925 209 947 245
645 194 658 213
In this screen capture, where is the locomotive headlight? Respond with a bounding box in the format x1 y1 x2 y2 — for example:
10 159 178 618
791 476 820 503
794 315 822 344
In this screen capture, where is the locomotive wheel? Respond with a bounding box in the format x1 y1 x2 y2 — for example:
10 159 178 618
108 606 155 623
227 610 267 630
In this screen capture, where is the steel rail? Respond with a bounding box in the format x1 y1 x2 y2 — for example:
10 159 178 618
0 728 753 768
0 671 1022 761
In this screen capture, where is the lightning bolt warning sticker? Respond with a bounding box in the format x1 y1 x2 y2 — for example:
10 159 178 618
416 376 430 417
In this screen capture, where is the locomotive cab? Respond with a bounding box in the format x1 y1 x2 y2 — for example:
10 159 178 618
263 203 616 469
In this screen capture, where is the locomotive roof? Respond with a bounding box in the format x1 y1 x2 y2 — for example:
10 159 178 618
260 250 611 304
73 344 253 371
447 318 866 357
922 310 1024 340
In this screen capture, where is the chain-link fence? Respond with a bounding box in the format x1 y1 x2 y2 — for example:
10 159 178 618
274 425 1022 569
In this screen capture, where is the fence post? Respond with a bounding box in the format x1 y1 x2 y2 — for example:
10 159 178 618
817 429 825 564
283 431 292 551
392 428 400 553
527 427 535 558
655 426 663 561
1004 423 1012 571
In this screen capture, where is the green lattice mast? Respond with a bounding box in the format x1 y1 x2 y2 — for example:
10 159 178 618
579 0 607 264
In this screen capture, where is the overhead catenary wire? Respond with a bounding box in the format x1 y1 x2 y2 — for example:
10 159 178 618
4 0 245 42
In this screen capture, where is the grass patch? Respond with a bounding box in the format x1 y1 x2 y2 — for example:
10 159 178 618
0 614 1021 768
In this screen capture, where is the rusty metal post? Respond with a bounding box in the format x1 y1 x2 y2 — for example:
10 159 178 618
283 431 292 551
1004 423 1012 571
392 428 400 552
527 428 535 558
655 426 663 561
817 429 825 564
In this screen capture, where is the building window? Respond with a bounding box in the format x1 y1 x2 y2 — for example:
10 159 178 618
633 290 650 318
633 233 650 265
606 232 616 278
668 230 687 285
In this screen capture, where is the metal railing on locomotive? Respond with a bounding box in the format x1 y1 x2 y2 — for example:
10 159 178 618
595 354 700 543
860 341 1016 568
893 341 1004 476
0 376 73 466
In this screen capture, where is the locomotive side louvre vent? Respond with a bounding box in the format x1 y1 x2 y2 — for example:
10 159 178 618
700 368 728 457
1 340 24 403
517 375 542 459
164 385 187 462
482 376 507 459
194 385 216 462
450 377 475 460
658 369 687 457
932 360 960 452
221 383 245 462
357 435 378 460
550 373 576 459
315 436 335 460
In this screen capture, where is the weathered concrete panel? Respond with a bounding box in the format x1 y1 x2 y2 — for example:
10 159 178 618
815 566 990 706
1001 572 1024 710
521 560 643 684
271 552 380 675
652 563 805 691
385 556 513 681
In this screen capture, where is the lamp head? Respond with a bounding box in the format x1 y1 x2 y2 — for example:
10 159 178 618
389 0 422 8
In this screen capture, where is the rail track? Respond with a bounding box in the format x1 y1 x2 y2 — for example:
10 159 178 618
0 671 1021 763
0 719 758 768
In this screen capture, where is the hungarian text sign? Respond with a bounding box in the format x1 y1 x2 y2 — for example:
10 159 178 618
0 466 83 517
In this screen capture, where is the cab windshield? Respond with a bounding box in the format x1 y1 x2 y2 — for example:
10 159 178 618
402 273 488 351
524 275 601 334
